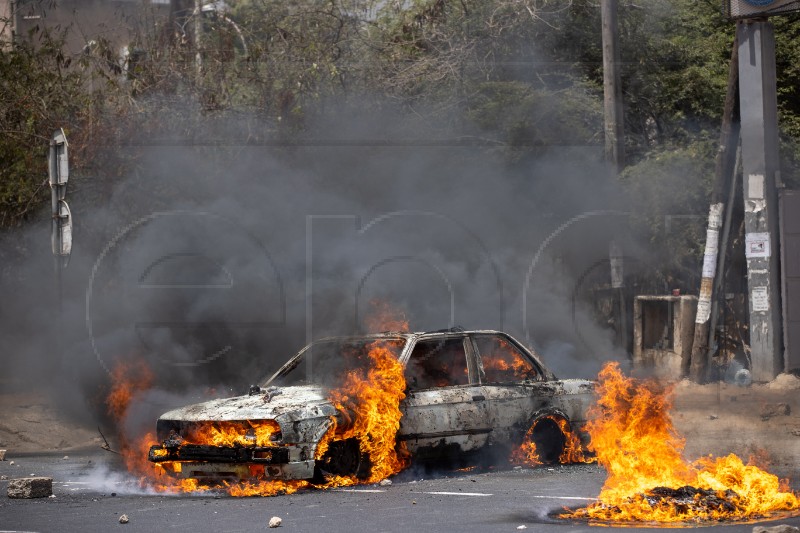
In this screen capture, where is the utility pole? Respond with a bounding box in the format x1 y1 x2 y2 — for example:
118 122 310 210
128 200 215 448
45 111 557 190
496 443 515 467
194 0 203 79
689 34 740 382
737 20 783 381
601 0 624 173
601 0 627 353
609 240 628 352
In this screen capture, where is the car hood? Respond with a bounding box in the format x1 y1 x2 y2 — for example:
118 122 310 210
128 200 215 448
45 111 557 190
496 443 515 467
158 385 333 422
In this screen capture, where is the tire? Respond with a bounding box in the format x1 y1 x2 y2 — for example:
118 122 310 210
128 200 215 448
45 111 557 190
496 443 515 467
313 438 371 483
530 417 567 464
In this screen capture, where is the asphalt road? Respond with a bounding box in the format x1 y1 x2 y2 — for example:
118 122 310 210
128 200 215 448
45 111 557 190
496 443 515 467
1 452 799 533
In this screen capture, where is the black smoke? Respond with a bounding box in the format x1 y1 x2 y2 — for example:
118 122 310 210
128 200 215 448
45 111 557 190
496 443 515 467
0 92 636 432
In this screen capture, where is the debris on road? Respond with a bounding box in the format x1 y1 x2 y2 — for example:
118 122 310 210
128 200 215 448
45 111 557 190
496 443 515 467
379 479 392 486
752 525 799 533
760 403 791 420
119 514 129 524
98 427 120 455
0 475 7 480
0 449 6 461
268 516 282 528
7 477 53 498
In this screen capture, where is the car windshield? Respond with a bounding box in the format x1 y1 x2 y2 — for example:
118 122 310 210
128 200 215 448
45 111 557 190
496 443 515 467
264 337 407 388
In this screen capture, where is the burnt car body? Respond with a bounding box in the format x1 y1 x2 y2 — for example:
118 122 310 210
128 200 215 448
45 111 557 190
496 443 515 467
148 330 595 482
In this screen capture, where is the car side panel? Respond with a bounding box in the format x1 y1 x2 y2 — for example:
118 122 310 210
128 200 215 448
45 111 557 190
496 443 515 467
481 380 595 444
399 385 493 455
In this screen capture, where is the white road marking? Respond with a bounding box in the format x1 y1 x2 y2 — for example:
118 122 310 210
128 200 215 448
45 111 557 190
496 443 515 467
529 495 596 501
48 481 596 502
420 491 492 497
333 489 386 493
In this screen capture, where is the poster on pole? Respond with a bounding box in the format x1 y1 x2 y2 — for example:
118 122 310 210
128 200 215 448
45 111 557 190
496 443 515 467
745 232 770 258
751 286 769 312
695 298 711 323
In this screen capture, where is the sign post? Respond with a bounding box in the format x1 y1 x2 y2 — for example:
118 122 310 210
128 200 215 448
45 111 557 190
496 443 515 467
48 129 71 340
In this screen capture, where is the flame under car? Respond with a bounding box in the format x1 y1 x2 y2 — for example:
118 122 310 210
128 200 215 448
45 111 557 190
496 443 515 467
148 330 595 482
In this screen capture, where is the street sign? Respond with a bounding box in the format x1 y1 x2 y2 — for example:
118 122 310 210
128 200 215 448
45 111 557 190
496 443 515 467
726 0 800 19
48 128 69 188
52 200 72 256
49 129 71 262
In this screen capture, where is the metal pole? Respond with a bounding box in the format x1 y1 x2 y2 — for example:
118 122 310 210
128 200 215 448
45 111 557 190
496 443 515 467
737 20 782 381
49 130 71 364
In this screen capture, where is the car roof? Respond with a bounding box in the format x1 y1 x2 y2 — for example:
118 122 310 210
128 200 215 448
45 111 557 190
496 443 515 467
311 329 513 343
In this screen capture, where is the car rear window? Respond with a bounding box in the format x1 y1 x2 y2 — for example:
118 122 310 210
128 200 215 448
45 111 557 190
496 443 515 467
474 335 540 383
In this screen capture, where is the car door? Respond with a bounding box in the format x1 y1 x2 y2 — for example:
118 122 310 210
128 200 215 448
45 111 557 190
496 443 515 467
398 335 493 456
469 333 560 444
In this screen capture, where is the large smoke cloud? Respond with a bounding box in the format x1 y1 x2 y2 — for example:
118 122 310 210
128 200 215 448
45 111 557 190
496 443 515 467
0 91 636 431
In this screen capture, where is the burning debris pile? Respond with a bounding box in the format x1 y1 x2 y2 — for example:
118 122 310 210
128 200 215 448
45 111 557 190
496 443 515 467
563 362 800 524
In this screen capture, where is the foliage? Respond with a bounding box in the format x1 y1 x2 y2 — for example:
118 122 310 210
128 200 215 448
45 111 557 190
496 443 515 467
0 32 94 227
2 0 800 285
619 140 717 277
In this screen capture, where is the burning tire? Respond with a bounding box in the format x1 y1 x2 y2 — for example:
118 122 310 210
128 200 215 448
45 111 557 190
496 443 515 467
314 438 371 482
528 417 567 464
512 413 578 466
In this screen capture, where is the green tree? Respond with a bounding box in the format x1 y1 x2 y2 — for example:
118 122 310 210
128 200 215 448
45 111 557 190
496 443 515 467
0 33 94 228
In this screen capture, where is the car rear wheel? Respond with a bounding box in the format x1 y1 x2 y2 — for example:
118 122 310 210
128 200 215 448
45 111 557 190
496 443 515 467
529 417 567 464
313 438 371 483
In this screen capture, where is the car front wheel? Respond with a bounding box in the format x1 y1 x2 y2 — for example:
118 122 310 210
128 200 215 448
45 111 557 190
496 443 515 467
313 438 371 483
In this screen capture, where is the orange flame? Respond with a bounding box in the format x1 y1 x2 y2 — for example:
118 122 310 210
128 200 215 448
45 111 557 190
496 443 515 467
564 362 800 523
104 360 162 480
106 360 153 422
364 299 410 333
181 420 281 447
481 338 538 381
324 338 410 484
512 415 595 466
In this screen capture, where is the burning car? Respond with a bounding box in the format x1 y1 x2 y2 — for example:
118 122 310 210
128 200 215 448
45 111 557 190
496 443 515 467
148 329 595 483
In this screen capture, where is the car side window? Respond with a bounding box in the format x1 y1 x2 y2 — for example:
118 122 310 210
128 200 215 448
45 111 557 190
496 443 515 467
474 335 540 383
405 337 470 389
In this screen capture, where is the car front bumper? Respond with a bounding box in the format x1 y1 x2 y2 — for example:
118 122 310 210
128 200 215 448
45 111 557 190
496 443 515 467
148 443 316 480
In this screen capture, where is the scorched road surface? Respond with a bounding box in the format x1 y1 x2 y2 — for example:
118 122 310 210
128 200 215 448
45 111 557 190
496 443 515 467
0 452 799 532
